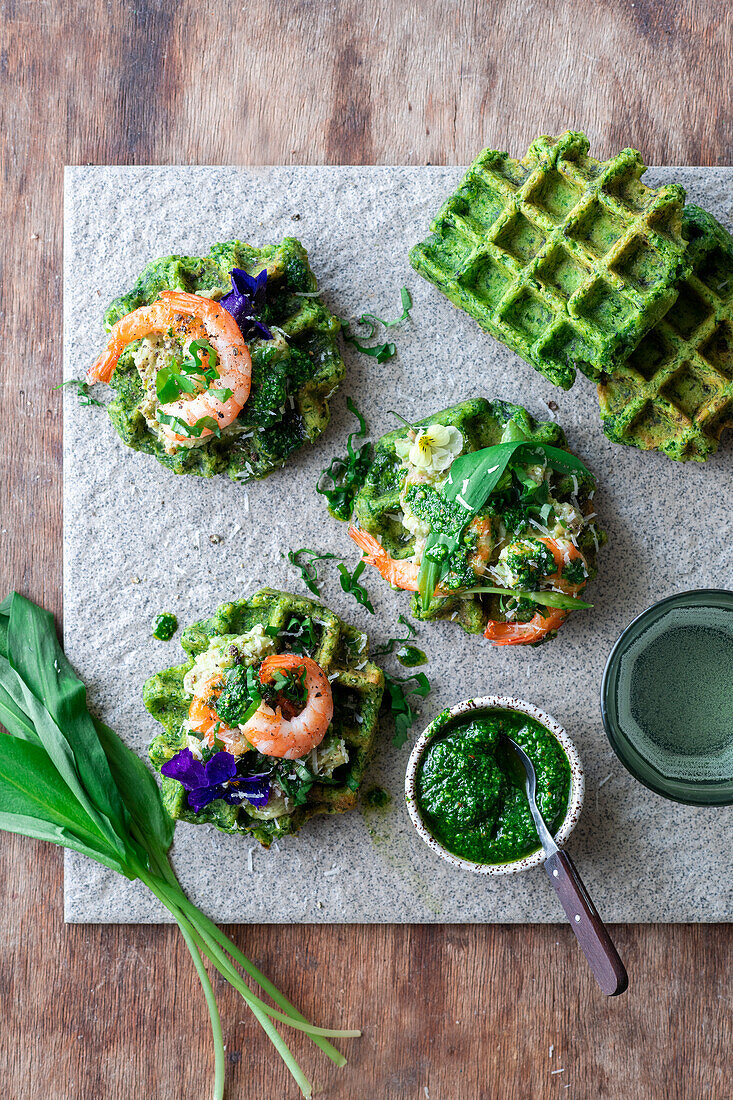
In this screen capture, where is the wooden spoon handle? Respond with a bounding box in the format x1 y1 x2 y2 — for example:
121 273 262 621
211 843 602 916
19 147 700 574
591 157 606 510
544 850 628 996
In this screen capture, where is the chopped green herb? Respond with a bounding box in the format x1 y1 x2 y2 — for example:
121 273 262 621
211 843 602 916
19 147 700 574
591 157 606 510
156 410 221 439
340 286 413 364
357 287 413 334
287 548 376 614
185 339 218 373
341 325 396 362
286 549 338 597
155 365 199 404
337 560 375 614
317 397 373 522
373 614 428 666
382 670 431 748
56 378 104 406
210 387 234 403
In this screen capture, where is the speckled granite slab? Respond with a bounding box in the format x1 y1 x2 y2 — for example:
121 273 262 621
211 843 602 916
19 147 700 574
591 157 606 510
63 165 733 924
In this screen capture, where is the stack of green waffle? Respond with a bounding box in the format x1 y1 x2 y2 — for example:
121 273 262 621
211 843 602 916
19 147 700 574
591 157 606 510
410 132 733 462
144 588 384 846
103 237 345 481
598 205 733 461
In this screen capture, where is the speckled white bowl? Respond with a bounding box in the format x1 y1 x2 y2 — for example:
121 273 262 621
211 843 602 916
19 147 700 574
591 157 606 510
405 695 585 876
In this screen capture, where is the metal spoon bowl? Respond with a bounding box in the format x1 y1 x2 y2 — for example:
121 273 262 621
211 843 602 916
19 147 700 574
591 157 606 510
405 695 584 875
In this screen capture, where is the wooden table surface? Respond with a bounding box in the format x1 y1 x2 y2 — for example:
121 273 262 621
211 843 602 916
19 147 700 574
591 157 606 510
2 2 732 1097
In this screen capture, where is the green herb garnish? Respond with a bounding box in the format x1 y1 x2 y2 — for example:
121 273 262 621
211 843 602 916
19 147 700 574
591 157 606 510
210 387 234 403
317 397 373 521
56 378 104 406
286 549 339 597
341 286 412 363
464 586 593 611
155 365 199 404
357 287 413 333
185 339 218 373
382 670 431 748
0 592 358 1100
373 614 428 666
337 560 375 614
156 410 221 439
287 549 376 614
417 441 591 614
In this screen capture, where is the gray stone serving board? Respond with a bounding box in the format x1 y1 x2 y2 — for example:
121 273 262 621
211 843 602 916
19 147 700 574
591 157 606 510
63 164 733 924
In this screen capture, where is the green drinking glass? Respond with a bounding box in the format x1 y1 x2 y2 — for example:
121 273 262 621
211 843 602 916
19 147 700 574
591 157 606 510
601 589 733 806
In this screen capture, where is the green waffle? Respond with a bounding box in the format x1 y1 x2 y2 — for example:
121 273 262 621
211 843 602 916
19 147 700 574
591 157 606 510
598 205 733 461
352 398 602 636
101 238 345 481
409 131 689 389
144 588 384 846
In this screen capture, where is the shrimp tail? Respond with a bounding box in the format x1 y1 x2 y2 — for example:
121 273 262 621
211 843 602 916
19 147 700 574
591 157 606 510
348 526 384 568
87 347 117 384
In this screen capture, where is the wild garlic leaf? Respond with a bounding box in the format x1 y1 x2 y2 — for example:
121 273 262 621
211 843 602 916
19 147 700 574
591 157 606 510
0 593 130 846
93 717 175 854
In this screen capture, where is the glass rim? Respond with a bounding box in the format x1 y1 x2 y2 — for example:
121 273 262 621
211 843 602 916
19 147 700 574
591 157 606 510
600 588 733 807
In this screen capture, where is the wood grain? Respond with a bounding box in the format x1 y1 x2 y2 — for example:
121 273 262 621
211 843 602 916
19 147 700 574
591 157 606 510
1 1 732 1096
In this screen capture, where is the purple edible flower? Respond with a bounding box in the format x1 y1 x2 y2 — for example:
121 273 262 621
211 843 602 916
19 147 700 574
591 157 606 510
219 268 273 340
162 748 271 813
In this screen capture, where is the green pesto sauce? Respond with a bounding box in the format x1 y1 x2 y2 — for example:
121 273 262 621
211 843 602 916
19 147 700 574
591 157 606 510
363 785 392 810
152 613 178 641
416 710 571 864
396 644 428 667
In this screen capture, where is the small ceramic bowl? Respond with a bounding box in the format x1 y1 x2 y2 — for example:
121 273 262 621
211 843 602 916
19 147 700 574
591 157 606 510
405 695 585 875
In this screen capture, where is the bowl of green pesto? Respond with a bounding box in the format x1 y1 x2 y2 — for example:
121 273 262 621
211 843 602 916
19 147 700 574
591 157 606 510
405 696 584 874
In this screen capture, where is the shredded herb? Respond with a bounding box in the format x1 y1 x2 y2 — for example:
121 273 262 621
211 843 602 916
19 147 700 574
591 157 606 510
155 365 199 404
340 286 412 363
357 287 413 333
382 670 431 749
286 549 339 597
287 549 376 614
337 560 375 614
0 592 359 1100
317 397 373 522
56 378 104 406
373 614 427 666
185 339 218 373
341 328 396 363
156 410 221 439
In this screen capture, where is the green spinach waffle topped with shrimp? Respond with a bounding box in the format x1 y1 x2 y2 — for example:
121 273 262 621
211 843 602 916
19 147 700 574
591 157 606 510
346 398 604 645
86 238 345 482
144 588 384 846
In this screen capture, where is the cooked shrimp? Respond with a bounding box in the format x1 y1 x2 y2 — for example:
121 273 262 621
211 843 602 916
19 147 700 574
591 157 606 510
349 516 492 594
484 537 588 646
87 290 252 445
348 526 424 591
484 608 568 646
241 654 333 760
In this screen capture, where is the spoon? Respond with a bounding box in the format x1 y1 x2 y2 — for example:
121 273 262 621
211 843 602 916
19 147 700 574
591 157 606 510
505 735 628 996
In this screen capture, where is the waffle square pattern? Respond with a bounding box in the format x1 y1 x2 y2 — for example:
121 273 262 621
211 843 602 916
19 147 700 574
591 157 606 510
598 205 733 461
410 131 689 389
